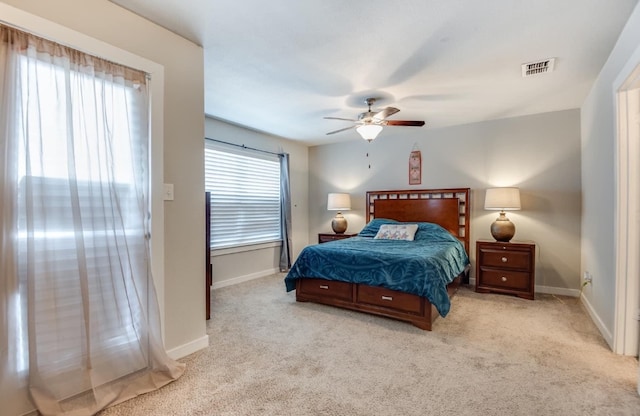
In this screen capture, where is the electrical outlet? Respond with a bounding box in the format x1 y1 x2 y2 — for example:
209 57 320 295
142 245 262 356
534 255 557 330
583 271 593 283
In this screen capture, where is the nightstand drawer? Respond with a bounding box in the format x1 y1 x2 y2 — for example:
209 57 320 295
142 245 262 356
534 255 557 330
298 278 352 302
479 268 530 291
479 249 531 270
356 285 422 314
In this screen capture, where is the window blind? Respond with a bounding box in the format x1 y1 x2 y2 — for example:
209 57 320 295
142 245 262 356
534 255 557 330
204 140 281 249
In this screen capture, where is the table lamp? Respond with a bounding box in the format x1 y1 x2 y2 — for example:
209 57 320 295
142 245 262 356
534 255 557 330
484 187 521 242
327 193 351 234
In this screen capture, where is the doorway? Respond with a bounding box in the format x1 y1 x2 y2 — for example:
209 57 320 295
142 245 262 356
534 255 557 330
614 83 640 355
614 53 640 395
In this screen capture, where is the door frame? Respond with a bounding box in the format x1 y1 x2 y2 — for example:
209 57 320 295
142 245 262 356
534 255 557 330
613 45 640 357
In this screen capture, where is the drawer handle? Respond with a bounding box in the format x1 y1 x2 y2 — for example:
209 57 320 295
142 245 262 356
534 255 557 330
501 276 507 282
381 295 393 301
501 257 508 263
319 285 329 290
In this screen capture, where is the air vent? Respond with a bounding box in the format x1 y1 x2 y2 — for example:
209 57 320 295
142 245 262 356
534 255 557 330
521 58 555 77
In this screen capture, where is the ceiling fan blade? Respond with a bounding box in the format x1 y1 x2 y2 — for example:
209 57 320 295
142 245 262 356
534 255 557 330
372 107 400 122
385 120 425 127
324 116 357 122
326 125 357 135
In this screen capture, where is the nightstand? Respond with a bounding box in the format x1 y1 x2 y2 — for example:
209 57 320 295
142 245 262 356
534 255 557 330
318 233 357 244
475 239 536 300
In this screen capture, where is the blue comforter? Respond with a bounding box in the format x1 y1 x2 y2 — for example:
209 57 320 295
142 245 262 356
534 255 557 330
284 220 469 317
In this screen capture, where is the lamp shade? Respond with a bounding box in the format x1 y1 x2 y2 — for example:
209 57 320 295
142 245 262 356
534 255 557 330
327 193 351 211
356 124 383 142
484 187 521 211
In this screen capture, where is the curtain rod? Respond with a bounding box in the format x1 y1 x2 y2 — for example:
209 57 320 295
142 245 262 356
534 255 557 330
205 137 282 156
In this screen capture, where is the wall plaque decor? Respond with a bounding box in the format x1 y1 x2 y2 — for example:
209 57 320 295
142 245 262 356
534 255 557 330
409 146 421 185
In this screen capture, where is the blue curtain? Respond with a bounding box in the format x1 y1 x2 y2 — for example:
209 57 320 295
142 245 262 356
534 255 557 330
279 153 292 271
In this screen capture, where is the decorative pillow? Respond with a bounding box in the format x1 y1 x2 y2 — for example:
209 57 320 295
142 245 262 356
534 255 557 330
373 224 419 241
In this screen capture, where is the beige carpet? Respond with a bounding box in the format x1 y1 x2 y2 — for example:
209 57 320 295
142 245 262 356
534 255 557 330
99 274 640 416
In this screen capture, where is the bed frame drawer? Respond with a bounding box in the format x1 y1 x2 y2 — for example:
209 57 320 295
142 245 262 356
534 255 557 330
356 285 422 314
297 278 353 302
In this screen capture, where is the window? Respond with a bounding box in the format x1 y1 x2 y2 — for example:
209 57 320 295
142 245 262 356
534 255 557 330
18 61 146 387
204 140 281 249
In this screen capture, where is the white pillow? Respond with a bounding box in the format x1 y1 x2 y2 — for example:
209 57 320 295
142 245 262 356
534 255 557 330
373 224 419 241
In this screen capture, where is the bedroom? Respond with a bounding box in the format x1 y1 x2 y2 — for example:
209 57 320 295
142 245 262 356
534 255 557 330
1 0 639 415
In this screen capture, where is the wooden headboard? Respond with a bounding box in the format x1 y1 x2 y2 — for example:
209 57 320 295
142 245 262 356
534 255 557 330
366 188 470 253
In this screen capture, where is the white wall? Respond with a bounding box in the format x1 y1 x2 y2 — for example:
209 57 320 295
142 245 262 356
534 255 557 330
581 2 640 346
205 117 309 287
0 0 207 356
310 109 582 293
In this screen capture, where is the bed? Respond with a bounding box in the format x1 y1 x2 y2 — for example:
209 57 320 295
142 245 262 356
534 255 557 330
285 188 470 330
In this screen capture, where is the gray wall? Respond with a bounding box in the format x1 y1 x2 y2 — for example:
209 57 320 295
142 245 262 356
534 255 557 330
204 118 309 287
581 2 640 344
310 109 582 293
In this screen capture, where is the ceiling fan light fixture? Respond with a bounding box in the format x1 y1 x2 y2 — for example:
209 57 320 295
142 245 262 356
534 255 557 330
325 97 424 139
356 124 383 142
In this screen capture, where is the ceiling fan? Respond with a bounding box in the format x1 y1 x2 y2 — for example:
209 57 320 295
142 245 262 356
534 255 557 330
324 97 425 141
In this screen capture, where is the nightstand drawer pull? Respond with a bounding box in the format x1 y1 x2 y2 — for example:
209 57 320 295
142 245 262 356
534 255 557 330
319 285 329 290
501 257 508 263
501 276 507 282
381 295 393 301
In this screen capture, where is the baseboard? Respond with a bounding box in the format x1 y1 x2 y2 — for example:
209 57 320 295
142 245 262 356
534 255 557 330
536 285 581 298
166 334 209 360
212 268 280 290
580 292 614 349
467 279 581 298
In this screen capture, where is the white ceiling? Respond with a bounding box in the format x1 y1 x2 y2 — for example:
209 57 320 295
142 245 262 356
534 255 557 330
111 0 637 145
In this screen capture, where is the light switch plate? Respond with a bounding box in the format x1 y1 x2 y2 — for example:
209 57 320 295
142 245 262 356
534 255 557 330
163 183 174 201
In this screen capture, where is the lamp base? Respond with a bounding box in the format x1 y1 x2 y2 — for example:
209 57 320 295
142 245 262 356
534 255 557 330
331 212 348 234
490 212 515 242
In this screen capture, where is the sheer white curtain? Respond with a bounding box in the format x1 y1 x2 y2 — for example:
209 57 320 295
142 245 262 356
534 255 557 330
0 25 184 416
